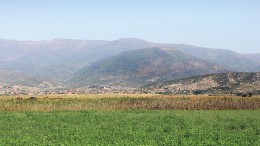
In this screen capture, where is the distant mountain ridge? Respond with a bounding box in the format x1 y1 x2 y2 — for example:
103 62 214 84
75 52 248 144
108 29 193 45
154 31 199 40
0 38 259 88
175 45 259 71
67 47 226 87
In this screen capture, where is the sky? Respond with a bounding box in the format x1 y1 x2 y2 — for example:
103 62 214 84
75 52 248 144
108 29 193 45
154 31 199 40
0 0 260 53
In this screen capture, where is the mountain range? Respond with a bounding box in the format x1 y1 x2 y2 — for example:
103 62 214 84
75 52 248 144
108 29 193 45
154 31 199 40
0 38 259 89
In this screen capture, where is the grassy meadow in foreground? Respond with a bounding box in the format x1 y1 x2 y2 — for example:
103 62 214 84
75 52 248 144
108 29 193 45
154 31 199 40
0 110 260 145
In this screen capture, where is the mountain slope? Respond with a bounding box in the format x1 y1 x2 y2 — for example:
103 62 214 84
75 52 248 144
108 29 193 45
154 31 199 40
146 72 260 92
243 53 260 64
175 45 259 71
254 66 260 72
0 68 54 88
68 47 226 87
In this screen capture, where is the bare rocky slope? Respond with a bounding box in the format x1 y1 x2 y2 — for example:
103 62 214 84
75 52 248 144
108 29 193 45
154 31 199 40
145 72 260 92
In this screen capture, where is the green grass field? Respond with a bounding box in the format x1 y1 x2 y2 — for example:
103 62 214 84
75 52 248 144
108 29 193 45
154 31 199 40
0 110 260 145
0 94 260 145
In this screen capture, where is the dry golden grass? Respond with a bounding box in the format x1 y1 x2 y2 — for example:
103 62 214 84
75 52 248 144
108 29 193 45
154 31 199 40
0 94 259 111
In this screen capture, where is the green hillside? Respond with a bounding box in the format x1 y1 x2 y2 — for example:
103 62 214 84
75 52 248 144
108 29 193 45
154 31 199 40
69 47 225 87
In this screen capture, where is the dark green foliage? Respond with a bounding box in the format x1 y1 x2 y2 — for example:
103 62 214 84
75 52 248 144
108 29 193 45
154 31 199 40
0 110 259 145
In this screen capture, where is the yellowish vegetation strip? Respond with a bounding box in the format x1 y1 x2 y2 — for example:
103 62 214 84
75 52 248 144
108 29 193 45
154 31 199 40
0 94 260 111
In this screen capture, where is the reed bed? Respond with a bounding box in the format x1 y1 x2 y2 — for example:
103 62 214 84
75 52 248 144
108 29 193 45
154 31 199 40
0 94 259 111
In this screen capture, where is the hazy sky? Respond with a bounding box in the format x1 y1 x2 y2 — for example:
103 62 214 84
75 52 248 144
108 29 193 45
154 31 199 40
0 0 260 53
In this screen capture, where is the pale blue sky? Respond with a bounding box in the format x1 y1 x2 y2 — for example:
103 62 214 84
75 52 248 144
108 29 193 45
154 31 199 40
0 0 259 53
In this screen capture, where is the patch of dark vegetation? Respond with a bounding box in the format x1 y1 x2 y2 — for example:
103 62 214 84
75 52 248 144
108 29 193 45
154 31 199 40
235 92 254 97
28 96 37 100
